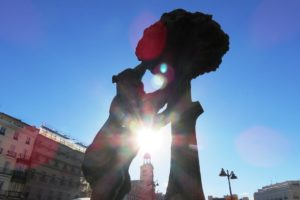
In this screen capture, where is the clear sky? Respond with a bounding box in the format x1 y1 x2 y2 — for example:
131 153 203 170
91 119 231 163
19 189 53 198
1 0 300 199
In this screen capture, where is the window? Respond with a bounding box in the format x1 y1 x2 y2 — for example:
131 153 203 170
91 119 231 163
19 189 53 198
4 161 10 173
36 189 43 200
7 145 16 157
294 192 300 199
77 167 82 175
40 171 47 182
65 152 69 159
50 174 56 184
66 194 70 200
60 177 65 186
33 154 40 162
30 169 36 180
0 127 6 135
13 132 19 140
15 163 23 171
63 163 68 171
23 149 28 156
72 167 79 175
26 136 31 145
54 160 59 168
68 179 73 187
0 181 4 190
0 140 2 154
47 190 53 200
57 192 63 200
71 166 75 174
76 181 80 188
40 155 47 163
10 144 16 151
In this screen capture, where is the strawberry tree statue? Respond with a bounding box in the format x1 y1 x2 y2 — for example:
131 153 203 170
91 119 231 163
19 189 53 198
136 9 229 200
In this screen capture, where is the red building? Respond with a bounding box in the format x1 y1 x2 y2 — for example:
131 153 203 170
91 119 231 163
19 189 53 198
124 153 158 200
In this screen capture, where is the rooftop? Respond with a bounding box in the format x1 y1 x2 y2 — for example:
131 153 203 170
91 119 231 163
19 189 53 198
256 180 300 193
41 125 70 139
0 112 32 128
40 125 87 152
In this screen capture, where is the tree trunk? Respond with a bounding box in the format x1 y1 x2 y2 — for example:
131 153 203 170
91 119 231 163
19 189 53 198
165 81 205 200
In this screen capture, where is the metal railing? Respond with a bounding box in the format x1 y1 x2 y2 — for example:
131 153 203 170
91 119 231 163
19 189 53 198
17 153 30 160
0 190 25 198
11 170 28 182
0 167 12 175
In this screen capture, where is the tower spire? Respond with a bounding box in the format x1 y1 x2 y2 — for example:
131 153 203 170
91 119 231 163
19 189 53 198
143 152 151 164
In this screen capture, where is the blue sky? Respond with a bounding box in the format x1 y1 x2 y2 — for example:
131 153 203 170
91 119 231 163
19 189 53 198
0 0 300 199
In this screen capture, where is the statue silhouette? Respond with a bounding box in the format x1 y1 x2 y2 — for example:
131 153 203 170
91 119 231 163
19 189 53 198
136 9 229 200
83 8 229 200
82 64 168 200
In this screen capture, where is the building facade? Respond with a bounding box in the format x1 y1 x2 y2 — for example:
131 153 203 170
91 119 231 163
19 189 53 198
155 192 164 200
240 197 249 200
1 112 92 200
24 126 89 200
208 194 238 200
124 153 158 200
0 112 39 199
254 181 300 200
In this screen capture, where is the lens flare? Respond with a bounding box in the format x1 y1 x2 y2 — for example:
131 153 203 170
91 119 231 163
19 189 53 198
137 127 162 154
235 126 290 167
151 74 166 90
160 63 168 73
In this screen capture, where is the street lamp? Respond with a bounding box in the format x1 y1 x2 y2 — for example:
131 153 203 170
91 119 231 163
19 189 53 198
219 168 237 200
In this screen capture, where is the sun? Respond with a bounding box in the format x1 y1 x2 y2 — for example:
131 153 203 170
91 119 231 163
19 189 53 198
136 127 163 154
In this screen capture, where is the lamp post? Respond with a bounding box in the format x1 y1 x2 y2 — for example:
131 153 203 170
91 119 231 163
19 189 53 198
219 168 237 200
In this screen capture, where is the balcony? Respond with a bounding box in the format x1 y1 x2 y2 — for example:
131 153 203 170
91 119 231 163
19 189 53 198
8 191 23 198
0 190 27 199
11 170 28 183
0 190 6 198
7 150 17 158
16 153 31 165
0 167 12 175
18 153 28 159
